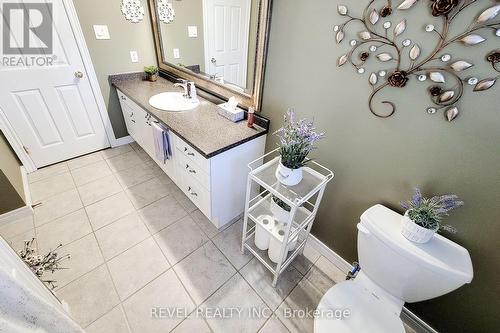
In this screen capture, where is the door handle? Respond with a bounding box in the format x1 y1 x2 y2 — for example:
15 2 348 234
211 57 216 64
74 71 84 79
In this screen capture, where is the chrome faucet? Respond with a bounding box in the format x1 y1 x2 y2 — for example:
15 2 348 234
173 79 190 98
173 79 197 100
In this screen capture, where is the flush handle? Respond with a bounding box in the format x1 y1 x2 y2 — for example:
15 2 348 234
74 71 84 79
357 223 371 236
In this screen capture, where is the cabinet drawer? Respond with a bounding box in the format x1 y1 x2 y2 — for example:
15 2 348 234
175 136 210 173
181 173 210 216
177 153 210 191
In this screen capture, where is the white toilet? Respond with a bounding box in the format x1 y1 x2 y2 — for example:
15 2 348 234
314 204 473 333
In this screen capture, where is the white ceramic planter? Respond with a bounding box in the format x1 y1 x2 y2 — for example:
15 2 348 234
401 212 438 244
275 162 303 186
270 198 290 223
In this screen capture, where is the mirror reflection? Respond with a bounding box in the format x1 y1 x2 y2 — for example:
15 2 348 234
156 0 258 93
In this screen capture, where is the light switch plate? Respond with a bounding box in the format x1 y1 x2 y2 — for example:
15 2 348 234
93 25 110 40
173 48 180 59
188 26 198 38
130 51 139 63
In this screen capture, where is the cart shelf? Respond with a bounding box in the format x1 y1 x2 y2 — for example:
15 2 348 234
241 149 333 287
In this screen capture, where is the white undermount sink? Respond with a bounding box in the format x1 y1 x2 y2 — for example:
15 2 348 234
148 92 200 112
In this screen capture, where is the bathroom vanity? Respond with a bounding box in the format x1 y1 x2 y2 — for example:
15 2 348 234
112 74 268 229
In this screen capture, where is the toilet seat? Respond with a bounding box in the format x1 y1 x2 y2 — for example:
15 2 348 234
314 281 405 333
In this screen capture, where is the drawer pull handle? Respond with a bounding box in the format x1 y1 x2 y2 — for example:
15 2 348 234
120 96 126 100
187 187 198 196
131 119 136 123
189 169 196 174
130 112 134 117
187 152 195 156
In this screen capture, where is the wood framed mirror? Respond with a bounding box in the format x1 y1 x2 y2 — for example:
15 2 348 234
148 0 272 111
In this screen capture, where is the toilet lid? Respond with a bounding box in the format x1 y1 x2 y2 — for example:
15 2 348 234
314 281 405 333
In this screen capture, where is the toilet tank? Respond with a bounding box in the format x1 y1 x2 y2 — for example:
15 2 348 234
357 205 473 303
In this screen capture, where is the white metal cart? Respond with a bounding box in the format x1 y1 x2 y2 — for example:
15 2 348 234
241 149 334 287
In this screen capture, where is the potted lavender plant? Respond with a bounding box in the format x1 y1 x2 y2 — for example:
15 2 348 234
274 109 325 186
400 188 464 243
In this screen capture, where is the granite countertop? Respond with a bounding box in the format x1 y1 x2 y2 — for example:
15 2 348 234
110 73 268 158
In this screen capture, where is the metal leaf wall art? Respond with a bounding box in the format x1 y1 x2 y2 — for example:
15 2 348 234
334 0 500 122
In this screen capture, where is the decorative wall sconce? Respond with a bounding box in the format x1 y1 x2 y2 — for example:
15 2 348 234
157 0 176 24
121 0 145 23
335 0 499 122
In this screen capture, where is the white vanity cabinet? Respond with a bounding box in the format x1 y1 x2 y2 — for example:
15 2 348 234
117 89 266 229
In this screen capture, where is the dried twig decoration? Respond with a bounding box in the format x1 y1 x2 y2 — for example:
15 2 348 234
335 0 500 121
19 238 70 289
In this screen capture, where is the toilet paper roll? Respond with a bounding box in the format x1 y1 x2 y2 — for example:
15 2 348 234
254 215 273 250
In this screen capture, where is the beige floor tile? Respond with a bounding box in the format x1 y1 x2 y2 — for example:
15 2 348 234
291 243 321 275
240 258 303 310
129 141 141 151
134 148 153 163
107 237 170 300
125 177 171 209
123 270 195 333
30 172 75 202
34 189 83 227
200 274 270 333
94 213 150 260
212 220 252 270
70 160 112 187
305 256 347 294
50 234 104 290
172 188 197 213
67 152 104 170
259 317 290 333
36 209 92 253
85 192 135 230
85 305 131 333
105 151 142 172
6 229 36 253
56 265 120 328
190 209 219 238
276 278 323 333
28 162 68 183
174 242 236 305
114 163 156 189
172 315 211 333
0 215 34 240
154 216 208 265
100 144 133 159
138 195 187 234
77 175 122 206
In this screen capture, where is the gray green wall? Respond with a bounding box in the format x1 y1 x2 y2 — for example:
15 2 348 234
261 1 500 332
0 132 25 214
73 0 157 139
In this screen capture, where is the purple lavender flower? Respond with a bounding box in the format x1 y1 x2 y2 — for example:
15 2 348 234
400 187 463 232
274 109 325 169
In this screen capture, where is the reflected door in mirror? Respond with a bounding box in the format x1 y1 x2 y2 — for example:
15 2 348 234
203 0 250 88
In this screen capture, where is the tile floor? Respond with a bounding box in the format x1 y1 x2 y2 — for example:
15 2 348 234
0 143 416 333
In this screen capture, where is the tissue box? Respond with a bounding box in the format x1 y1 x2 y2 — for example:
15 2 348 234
217 103 244 122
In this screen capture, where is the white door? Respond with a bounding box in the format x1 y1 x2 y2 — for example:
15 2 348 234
203 0 250 88
0 0 109 168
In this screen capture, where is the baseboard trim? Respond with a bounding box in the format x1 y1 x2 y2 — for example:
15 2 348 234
307 234 438 333
112 135 134 147
0 205 33 224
